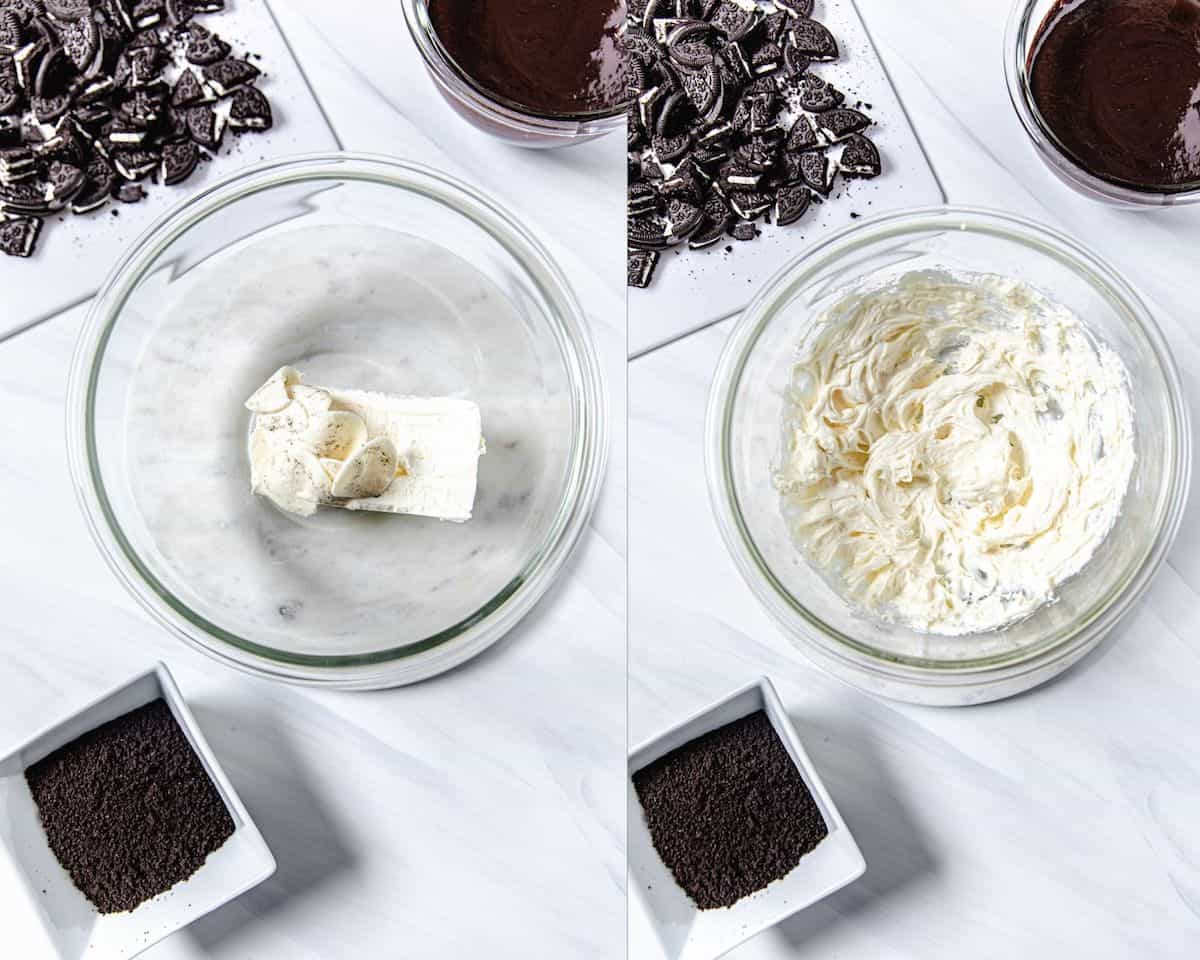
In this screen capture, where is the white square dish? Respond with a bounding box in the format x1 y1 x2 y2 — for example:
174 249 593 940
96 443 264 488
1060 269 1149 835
629 677 865 960
0 662 276 960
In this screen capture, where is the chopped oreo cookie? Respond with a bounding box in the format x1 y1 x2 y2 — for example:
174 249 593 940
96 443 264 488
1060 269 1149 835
626 0 883 286
170 69 209 107
0 0 275 256
817 107 871 141
0 214 41 256
160 138 199 184
628 249 660 288
228 85 271 132
202 57 259 96
798 149 832 194
183 101 223 149
183 23 230 66
793 72 843 111
774 181 810 225
839 132 881 177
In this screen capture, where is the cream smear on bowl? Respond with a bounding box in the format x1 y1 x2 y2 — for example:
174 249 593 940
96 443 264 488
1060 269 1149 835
774 269 1135 636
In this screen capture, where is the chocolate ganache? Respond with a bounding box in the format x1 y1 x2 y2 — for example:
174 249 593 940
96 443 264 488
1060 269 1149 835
1029 0 1200 190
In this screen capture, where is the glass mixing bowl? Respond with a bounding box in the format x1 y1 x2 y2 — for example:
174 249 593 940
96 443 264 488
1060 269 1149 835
401 0 624 148
1005 0 1200 206
706 206 1190 705
68 153 608 689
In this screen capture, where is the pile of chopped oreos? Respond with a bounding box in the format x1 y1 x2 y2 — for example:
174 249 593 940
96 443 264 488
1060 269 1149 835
626 0 881 288
0 0 273 258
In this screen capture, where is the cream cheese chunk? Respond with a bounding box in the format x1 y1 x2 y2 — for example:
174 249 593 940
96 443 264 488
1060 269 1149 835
246 366 485 521
774 271 1135 635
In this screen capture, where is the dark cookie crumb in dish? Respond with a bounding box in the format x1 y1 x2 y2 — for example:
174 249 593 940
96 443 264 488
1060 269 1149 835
0 0 275 256
633 711 828 910
25 699 234 915
627 0 882 287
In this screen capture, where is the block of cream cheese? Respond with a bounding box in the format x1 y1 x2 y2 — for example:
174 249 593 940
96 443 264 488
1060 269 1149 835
246 366 485 520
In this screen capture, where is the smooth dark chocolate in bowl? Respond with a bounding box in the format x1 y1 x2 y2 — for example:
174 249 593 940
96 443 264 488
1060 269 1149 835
1029 0 1200 191
427 0 626 117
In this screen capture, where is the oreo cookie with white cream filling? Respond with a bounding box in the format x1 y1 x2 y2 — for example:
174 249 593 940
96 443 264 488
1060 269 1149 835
626 0 882 286
0 214 40 256
228 85 272 132
202 57 259 97
628 249 660 288
159 138 199 184
0 0 276 257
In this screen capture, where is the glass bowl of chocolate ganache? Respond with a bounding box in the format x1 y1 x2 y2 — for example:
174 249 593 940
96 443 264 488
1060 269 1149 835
1007 0 1200 205
403 0 627 147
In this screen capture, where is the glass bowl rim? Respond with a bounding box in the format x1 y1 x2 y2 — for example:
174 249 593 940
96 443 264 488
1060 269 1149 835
400 0 625 137
66 151 609 689
704 204 1191 689
1003 0 1200 205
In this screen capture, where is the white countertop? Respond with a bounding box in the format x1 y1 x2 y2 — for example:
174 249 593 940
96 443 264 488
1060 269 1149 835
0 0 625 957
631 1 1200 958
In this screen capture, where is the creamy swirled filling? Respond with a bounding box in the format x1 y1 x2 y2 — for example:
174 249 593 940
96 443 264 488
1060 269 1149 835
774 271 1135 636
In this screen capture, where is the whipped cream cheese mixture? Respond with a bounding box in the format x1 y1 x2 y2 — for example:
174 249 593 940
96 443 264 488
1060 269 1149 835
246 366 485 520
774 271 1135 635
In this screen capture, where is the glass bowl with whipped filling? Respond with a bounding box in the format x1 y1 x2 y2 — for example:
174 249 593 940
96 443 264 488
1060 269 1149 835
67 153 607 689
401 0 626 147
706 206 1190 705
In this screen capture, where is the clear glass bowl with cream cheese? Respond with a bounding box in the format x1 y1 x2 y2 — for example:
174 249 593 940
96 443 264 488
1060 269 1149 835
67 153 608 689
706 207 1190 705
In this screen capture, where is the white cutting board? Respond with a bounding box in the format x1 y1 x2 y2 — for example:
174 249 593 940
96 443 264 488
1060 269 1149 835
628 0 944 357
0 0 339 335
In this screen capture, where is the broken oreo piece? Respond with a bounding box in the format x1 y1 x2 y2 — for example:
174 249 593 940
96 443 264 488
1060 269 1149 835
629 214 671 250
774 0 814 16
58 15 100 72
72 154 117 212
731 221 757 241
798 149 833 194
817 107 871 141
132 0 166 28
228 85 272 132
839 133 881 177
114 181 145 202
183 102 224 149
160 138 199 184
113 148 158 180
628 249 660 288
46 160 85 202
202 57 259 96
170 68 209 107
792 72 844 112
774 181 810 225
46 0 94 20
785 113 822 151
689 192 733 248
666 196 704 240
184 23 231 66
0 214 41 256
788 18 838 61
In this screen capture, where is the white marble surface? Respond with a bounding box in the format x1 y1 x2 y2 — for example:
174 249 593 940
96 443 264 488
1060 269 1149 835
631 0 1200 957
0 1 625 957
